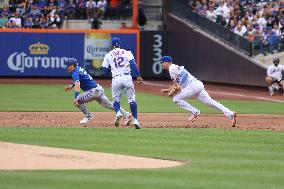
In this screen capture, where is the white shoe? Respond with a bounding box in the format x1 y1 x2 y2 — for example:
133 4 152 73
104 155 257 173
269 86 274 96
188 110 200 122
133 118 140 129
80 115 94 125
124 113 132 126
114 111 123 127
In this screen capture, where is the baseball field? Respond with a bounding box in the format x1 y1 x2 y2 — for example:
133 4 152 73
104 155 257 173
0 79 283 189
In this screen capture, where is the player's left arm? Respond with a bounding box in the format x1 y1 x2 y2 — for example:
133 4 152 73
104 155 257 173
179 69 188 86
130 59 143 83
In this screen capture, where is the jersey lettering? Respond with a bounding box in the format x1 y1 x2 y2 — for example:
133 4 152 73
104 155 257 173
79 67 93 80
113 57 125 68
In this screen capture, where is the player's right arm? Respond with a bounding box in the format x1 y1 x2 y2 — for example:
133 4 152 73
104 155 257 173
102 54 111 74
72 72 81 106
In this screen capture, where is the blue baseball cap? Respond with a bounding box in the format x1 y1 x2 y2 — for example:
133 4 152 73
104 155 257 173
112 37 121 47
160 56 172 63
64 58 78 68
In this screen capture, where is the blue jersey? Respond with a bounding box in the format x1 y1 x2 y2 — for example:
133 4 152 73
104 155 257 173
72 67 97 91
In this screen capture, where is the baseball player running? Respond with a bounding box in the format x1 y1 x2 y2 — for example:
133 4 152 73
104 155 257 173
102 37 143 129
160 56 237 127
64 58 131 126
265 58 284 96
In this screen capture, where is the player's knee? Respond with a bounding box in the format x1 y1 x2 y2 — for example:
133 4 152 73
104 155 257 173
265 77 272 84
127 98 136 104
173 98 179 104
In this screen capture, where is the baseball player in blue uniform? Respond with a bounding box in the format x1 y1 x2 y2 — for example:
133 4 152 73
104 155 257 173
102 37 143 129
160 56 237 127
64 58 131 126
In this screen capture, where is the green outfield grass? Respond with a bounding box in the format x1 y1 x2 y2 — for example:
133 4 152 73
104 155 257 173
1 84 284 114
0 84 283 189
0 128 283 189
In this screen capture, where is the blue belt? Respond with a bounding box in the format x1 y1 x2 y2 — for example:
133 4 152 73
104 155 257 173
114 73 130 77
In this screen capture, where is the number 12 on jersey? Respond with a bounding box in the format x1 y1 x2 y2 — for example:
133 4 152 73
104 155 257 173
113 57 125 68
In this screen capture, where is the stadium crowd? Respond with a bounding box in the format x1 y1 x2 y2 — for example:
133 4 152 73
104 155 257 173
0 0 133 29
188 0 284 54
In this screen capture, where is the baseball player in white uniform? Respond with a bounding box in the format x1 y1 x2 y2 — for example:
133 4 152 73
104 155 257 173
102 37 143 129
160 56 237 127
265 58 284 96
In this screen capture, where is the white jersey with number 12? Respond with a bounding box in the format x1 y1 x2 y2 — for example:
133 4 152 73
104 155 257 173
102 48 134 77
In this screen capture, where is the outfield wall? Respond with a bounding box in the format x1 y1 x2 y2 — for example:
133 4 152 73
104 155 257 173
0 29 139 78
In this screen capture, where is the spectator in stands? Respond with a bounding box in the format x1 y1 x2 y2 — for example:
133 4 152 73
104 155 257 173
234 23 246 37
32 17 41 28
49 13 61 29
109 0 120 20
23 16 33 28
49 0 56 7
16 0 26 16
206 6 216 22
9 12 21 28
86 0 96 20
0 12 8 28
0 0 9 9
29 4 41 19
253 25 265 54
42 5 50 17
266 26 279 54
1 5 9 18
37 0 46 9
39 16 49 28
75 0 86 19
58 0 67 20
66 0 76 19
227 19 236 32
97 0 107 18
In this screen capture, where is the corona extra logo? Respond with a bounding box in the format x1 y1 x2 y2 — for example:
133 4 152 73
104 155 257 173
29 42 49 54
7 52 68 73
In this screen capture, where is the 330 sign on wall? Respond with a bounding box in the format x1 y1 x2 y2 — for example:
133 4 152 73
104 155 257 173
140 31 168 78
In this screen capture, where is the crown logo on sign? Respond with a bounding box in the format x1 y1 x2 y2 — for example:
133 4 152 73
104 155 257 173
29 42 49 54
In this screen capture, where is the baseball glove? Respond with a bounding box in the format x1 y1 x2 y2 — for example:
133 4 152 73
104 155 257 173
161 83 181 97
167 84 181 96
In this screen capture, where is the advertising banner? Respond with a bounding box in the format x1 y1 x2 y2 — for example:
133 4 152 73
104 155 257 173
0 30 138 77
84 33 137 77
0 32 84 77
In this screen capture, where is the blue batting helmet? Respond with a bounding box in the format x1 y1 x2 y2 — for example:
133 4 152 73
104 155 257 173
64 58 78 68
160 56 172 63
112 37 121 47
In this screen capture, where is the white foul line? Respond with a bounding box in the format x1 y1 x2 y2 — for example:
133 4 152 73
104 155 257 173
142 81 284 103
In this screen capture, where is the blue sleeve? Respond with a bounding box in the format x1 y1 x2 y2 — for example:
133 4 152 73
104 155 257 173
72 72 79 84
103 66 111 75
180 70 188 85
130 59 140 78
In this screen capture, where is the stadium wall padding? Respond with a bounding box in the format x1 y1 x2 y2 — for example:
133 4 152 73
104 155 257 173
0 29 138 77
